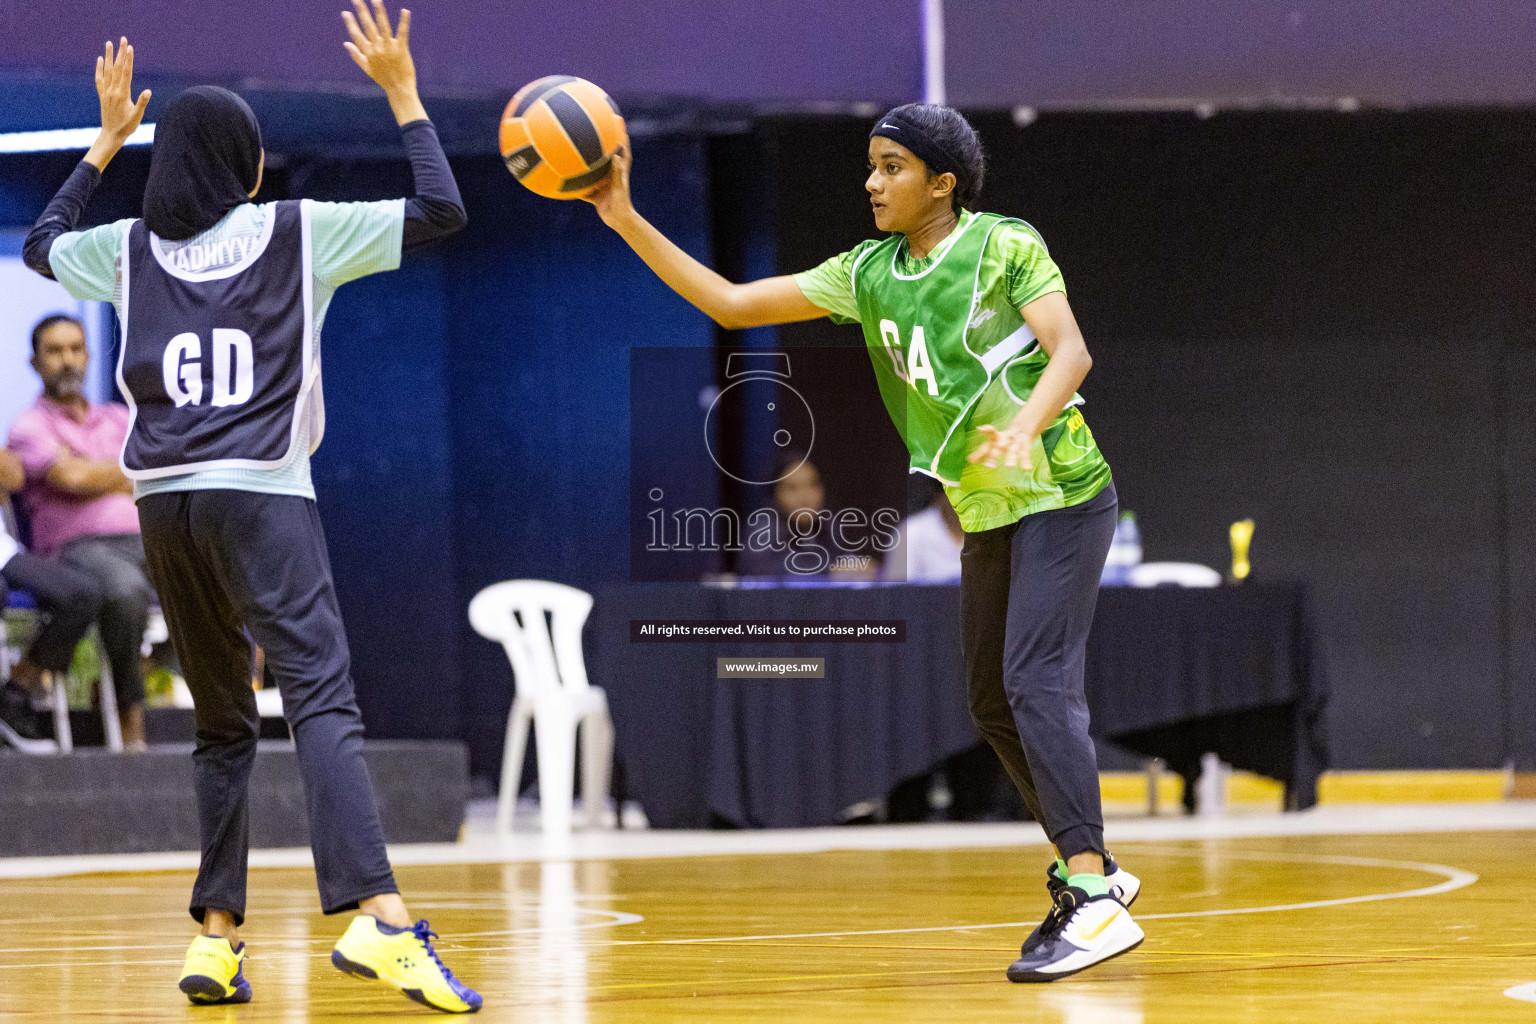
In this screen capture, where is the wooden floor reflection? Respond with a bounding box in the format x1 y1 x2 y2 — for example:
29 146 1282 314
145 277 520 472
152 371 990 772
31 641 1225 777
0 829 1532 1022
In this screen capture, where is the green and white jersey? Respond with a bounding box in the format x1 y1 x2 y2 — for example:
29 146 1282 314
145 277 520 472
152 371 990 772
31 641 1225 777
794 210 1112 532
48 199 405 501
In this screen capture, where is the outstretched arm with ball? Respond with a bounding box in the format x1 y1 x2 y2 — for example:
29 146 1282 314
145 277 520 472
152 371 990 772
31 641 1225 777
585 144 829 329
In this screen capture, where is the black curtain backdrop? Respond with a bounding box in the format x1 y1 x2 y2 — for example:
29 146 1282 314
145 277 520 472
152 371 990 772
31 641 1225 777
759 109 1536 771
1508 349 1536 770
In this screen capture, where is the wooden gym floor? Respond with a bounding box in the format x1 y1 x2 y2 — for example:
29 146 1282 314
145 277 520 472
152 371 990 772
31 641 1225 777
0 826 1533 1022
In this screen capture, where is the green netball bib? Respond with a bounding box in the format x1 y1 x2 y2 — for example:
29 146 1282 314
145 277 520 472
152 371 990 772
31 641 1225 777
849 212 1112 531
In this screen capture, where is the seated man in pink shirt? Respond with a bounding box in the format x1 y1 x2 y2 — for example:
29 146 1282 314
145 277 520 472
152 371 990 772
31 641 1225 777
8 313 152 750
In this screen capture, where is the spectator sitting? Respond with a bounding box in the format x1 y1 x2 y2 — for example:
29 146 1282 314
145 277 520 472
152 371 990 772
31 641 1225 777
736 454 875 579
737 454 826 578
886 490 964 584
7 314 151 751
0 449 103 750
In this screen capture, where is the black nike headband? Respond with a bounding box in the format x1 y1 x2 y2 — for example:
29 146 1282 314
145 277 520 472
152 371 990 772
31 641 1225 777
869 108 967 196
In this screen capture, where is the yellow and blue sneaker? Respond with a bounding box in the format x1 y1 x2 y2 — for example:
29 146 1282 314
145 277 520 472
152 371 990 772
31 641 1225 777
331 915 481 1013
178 935 252 1004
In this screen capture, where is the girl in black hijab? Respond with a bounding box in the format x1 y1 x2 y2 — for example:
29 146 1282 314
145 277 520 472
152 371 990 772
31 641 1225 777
141 85 264 241
24 4 478 1014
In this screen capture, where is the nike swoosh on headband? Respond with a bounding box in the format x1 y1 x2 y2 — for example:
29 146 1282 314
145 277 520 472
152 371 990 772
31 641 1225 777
880 123 899 130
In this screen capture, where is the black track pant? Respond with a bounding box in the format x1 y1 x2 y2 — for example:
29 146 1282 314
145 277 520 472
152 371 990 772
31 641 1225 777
138 490 397 925
0 552 101 673
959 483 1118 862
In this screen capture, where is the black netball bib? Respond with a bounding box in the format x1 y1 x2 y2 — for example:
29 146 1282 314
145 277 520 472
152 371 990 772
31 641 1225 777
117 200 314 478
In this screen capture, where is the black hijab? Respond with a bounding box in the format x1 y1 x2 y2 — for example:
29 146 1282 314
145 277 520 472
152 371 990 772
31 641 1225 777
142 86 263 241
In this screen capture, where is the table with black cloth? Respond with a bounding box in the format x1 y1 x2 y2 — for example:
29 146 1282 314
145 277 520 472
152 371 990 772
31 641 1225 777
586 582 1328 828
1085 585 1330 812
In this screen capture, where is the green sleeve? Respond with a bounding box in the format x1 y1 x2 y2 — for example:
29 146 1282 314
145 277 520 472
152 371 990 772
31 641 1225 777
47 220 134 302
307 199 406 289
997 221 1066 311
791 241 878 325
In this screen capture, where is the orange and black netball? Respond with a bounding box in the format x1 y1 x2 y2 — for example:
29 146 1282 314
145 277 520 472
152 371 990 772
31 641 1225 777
500 76 625 199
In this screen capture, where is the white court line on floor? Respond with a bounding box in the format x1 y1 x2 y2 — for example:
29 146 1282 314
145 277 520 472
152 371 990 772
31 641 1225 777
0 904 650 969
0 849 1477 971
1 802 1532 880
0 904 645 955
598 849 1476 946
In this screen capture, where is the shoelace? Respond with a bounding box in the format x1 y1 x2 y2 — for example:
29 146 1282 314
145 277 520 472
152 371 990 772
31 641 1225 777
1040 880 1091 939
1038 867 1069 935
411 920 454 981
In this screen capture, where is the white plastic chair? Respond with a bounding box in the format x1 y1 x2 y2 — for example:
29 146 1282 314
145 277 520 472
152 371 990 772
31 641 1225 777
57 608 172 754
469 580 614 836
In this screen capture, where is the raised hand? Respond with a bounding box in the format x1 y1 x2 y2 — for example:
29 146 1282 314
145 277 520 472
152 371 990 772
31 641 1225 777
342 0 426 124
85 38 151 171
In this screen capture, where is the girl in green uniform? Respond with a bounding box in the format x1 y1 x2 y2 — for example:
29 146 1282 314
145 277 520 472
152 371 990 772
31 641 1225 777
588 104 1144 981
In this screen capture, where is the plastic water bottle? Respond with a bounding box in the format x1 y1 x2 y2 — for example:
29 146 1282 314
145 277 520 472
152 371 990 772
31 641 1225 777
1196 752 1230 817
1101 511 1143 585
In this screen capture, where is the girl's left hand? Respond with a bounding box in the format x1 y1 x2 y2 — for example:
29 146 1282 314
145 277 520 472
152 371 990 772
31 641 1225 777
968 421 1036 471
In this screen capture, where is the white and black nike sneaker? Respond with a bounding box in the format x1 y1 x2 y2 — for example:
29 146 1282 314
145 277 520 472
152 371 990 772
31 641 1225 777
1007 884 1144 983
1020 852 1141 955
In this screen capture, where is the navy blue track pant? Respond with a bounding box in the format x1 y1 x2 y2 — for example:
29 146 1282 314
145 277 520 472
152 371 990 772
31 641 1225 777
137 490 397 925
959 482 1118 862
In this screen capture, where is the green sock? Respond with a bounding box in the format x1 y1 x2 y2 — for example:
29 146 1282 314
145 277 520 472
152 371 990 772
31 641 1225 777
1053 858 1069 882
1067 872 1111 898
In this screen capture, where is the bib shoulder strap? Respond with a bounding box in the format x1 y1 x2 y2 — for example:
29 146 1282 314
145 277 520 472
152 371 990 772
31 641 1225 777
125 218 150 261
849 235 903 295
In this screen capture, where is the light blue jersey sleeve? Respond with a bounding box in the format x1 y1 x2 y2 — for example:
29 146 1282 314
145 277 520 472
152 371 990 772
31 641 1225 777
307 199 406 290
46 219 135 302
